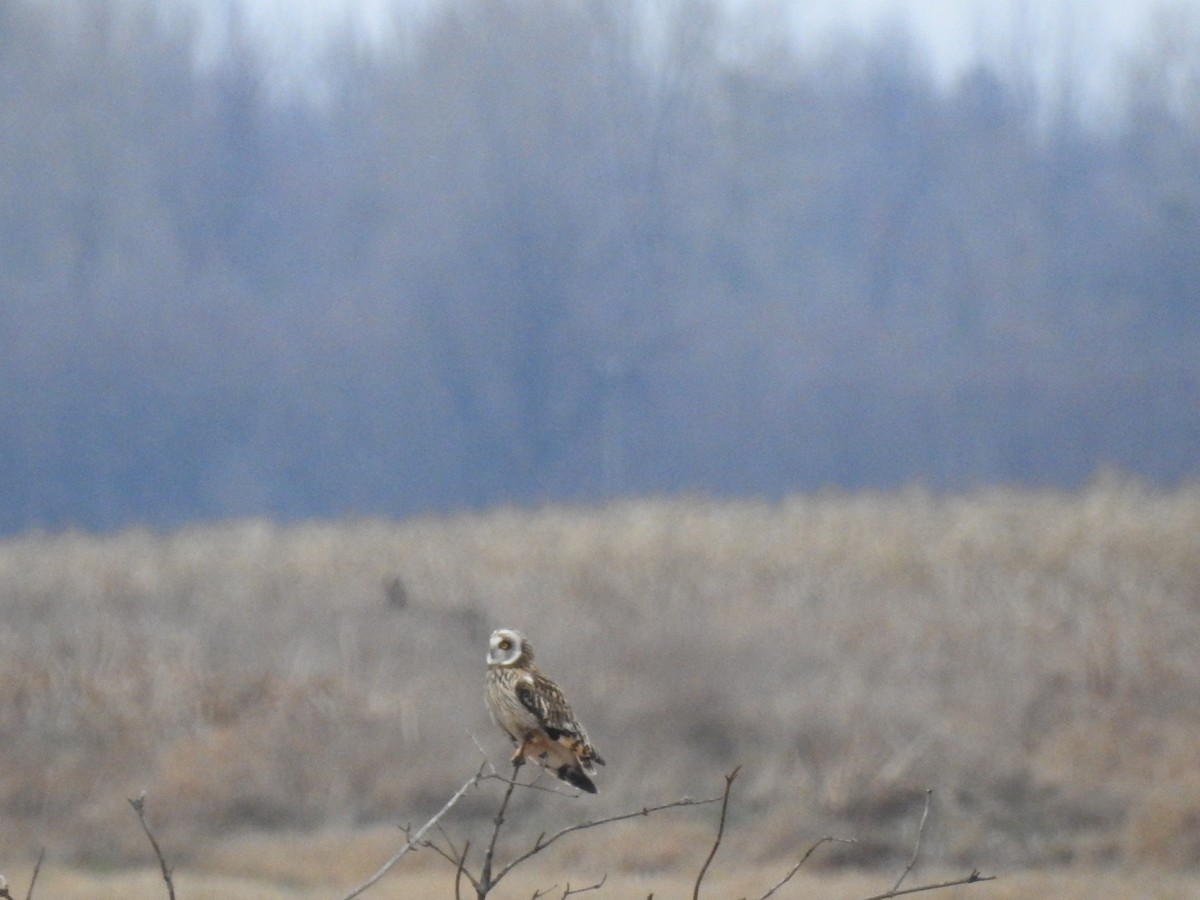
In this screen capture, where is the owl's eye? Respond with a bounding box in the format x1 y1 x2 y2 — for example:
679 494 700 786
498 639 511 651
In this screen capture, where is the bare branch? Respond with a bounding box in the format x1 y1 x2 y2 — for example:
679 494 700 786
751 836 857 899
357 763 870 900
1 849 47 900
891 789 933 894
427 822 473 900
469 732 499 775
433 822 464 870
853 789 995 899
411 826 482 895
692 766 741 900
455 840 470 900
563 874 607 896
858 869 996 900
479 761 523 893
530 873 609 899
25 848 45 900
128 794 175 900
481 769 574 796
338 761 488 900
491 791 724 889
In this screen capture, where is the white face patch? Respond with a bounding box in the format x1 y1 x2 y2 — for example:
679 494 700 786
489 628 528 667
488 629 524 665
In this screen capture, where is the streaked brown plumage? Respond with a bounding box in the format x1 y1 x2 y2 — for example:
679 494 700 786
485 628 605 793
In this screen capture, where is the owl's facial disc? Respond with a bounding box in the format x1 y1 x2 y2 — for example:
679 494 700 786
487 628 524 666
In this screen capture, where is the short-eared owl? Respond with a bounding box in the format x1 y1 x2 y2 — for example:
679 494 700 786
485 628 605 793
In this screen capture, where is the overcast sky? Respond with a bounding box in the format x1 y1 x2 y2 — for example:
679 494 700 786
211 0 1182 116
788 0 1178 118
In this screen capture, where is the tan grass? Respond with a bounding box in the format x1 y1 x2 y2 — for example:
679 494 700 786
1 476 1199 886
4 860 1200 900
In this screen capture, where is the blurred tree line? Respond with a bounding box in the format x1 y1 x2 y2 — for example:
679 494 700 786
1 0 1197 533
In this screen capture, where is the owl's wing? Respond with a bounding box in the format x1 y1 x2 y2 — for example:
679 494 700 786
516 672 582 743
516 670 606 772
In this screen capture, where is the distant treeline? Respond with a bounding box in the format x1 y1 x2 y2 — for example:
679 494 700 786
1 0 1198 532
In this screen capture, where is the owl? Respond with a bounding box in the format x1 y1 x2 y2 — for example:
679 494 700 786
485 628 605 793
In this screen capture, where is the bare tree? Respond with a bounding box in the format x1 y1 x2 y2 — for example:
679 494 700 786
331 761 994 900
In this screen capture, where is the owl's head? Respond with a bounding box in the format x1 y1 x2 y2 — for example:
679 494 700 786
487 628 532 667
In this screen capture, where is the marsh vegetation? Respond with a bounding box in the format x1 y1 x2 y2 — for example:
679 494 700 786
1 478 1199 894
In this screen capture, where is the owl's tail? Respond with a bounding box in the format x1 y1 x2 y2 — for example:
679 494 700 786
557 763 598 794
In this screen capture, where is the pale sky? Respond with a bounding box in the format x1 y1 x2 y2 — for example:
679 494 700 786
206 0 1183 117
786 0 1169 112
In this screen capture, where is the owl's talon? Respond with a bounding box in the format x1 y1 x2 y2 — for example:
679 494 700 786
511 738 529 765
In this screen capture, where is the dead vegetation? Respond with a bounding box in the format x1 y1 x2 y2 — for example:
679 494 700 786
1 475 1199 886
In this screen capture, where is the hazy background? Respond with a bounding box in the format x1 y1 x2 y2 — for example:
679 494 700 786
2 5 1200 890
2 0 1198 534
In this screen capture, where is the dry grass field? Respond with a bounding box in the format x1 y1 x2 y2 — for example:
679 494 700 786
1 476 1199 896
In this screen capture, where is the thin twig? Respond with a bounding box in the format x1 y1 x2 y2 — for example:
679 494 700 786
563 874 607 896
339 761 488 900
491 792 724 888
481 769 572 795
470 732 499 775
531 874 608 899
479 761 523 894
433 822 464 871
752 836 857 899
455 839 471 900
128 793 175 900
858 869 996 900
414 830 483 895
433 822 471 900
891 789 933 894
24 848 45 900
692 766 741 900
